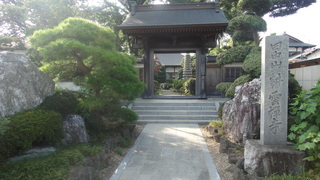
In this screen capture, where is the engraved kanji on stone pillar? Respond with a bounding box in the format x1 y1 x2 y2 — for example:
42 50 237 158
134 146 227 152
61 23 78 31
261 36 289 145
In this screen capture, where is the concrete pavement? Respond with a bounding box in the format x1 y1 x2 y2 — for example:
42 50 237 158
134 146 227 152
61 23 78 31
110 123 220 180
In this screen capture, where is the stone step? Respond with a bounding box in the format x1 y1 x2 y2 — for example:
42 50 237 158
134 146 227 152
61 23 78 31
133 102 216 107
136 119 217 124
135 110 217 115
138 115 218 120
132 106 216 111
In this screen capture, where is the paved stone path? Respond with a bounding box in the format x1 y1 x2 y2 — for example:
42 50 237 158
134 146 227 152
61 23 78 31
110 123 220 180
159 89 183 96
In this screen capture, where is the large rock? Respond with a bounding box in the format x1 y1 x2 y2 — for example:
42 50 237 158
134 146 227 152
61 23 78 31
244 140 305 177
61 114 90 145
222 78 261 144
0 52 55 117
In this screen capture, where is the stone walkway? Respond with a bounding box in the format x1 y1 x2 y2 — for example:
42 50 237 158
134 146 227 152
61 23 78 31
158 89 183 96
110 123 220 180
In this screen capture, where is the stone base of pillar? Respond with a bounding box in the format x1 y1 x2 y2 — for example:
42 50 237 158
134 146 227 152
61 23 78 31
244 140 306 177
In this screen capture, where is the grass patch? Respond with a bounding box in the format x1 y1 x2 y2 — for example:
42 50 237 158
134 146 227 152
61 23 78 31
0 144 103 180
118 137 134 148
209 121 223 128
266 170 320 180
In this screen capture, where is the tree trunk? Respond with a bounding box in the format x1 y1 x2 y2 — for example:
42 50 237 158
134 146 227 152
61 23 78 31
253 31 260 46
73 53 91 75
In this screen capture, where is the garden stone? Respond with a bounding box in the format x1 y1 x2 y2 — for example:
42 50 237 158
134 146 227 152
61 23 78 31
228 154 239 164
9 147 56 162
68 166 96 180
219 136 231 153
61 114 89 145
244 140 305 177
222 78 261 145
0 52 54 118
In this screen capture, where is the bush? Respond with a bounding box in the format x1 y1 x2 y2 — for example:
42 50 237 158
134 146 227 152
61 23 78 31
172 79 188 93
288 73 302 104
0 110 63 161
38 90 81 117
183 78 196 95
160 83 172 90
0 118 10 136
216 82 233 94
243 46 261 78
154 80 160 93
0 144 103 180
288 81 320 170
210 121 223 128
225 74 252 98
217 45 253 65
218 102 225 120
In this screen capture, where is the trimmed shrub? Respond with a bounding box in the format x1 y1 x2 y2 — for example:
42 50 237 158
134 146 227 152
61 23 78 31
225 74 252 98
183 78 196 95
216 82 233 94
217 45 253 65
172 79 188 93
38 90 81 117
243 46 261 78
160 83 172 90
0 110 63 161
114 107 139 125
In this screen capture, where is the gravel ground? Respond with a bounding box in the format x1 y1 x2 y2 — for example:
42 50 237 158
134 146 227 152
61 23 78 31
200 126 233 180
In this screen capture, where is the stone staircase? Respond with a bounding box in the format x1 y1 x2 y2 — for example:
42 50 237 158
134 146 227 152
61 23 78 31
132 99 221 124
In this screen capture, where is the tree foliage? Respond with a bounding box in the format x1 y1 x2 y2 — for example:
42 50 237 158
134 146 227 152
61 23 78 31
269 0 316 17
242 46 261 78
29 18 144 102
0 0 81 37
29 18 115 79
221 0 316 45
227 15 266 44
216 45 253 65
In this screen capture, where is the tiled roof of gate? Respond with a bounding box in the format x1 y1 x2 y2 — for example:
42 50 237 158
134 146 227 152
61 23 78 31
118 3 228 30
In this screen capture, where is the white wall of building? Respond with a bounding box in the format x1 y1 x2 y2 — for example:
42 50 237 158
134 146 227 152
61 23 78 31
290 65 320 90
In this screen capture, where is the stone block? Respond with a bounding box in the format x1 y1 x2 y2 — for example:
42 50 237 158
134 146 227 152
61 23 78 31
244 140 305 177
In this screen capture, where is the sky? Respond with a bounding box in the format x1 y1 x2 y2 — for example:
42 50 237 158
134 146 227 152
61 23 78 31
261 1 320 47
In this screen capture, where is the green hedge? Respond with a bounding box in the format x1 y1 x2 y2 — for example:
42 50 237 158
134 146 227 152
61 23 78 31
216 45 253 65
243 46 261 78
225 74 252 98
172 79 188 93
183 78 196 95
38 90 81 118
0 110 63 161
216 82 233 94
